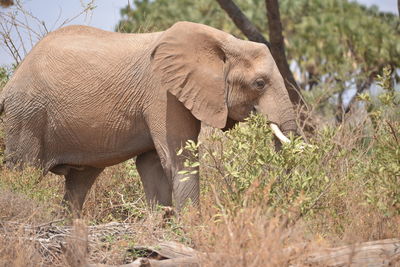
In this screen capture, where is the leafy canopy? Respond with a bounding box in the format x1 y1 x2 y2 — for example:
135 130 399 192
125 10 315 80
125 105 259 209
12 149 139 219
117 0 400 91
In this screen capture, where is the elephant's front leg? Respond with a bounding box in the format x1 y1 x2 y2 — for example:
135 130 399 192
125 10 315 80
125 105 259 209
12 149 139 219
150 139 200 211
147 94 202 210
136 150 172 207
171 148 200 210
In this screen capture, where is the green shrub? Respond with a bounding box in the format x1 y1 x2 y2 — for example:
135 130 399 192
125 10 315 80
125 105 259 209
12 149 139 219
364 121 400 216
198 115 353 219
360 66 400 216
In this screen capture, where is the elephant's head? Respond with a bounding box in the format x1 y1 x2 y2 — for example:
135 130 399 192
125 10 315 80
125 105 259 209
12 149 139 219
152 21 297 142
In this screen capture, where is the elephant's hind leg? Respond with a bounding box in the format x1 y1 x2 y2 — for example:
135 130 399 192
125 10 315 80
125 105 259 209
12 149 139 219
136 150 172 207
63 166 104 216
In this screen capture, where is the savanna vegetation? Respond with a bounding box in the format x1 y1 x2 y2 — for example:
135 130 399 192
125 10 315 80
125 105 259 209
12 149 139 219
0 0 399 266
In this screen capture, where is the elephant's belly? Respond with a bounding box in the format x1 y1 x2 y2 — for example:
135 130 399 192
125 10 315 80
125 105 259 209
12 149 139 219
49 127 155 169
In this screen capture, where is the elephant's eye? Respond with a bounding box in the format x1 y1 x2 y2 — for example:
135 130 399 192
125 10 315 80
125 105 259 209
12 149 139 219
253 78 266 90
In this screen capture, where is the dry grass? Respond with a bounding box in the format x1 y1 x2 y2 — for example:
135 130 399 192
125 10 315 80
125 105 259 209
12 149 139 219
82 162 147 223
0 163 191 266
0 188 63 266
180 201 312 266
0 233 46 267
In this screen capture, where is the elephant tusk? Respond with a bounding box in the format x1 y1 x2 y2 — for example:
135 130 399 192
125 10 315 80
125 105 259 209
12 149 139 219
270 123 291 144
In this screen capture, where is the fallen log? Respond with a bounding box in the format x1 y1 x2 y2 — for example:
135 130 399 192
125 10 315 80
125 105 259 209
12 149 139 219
66 220 400 267
127 257 199 267
304 238 400 266
125 239 400 267
83 257 199 267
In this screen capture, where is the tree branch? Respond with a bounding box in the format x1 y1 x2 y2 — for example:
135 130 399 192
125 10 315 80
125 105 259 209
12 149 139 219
215 0 270 46
265 0 302 105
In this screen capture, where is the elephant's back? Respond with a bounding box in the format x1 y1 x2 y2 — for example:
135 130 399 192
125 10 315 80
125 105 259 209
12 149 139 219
50 25 122 37
6 25 161 101
40 25 163 56
6 25 162 94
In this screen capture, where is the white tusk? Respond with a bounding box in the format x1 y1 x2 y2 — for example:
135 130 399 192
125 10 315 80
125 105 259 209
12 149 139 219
270 123 291 144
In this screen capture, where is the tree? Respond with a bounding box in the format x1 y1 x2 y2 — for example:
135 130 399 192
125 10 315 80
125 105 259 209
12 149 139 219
0 0 13 8
117 0 232 34
280 0 399 121
117 0 400 122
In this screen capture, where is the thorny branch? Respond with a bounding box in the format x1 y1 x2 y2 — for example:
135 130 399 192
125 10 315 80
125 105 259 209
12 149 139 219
0 0 96 65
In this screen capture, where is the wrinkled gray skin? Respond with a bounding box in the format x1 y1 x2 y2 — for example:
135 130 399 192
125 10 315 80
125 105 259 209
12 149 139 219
0 22 297 215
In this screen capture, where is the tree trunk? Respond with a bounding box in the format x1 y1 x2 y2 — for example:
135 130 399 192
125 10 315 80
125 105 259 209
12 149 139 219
398 0 400 17
265 0 302 105
215 0 303 106
335 90 345 124
0 0 13 8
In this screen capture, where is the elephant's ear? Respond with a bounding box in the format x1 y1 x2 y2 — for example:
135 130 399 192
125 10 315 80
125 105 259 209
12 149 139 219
151 21 228 129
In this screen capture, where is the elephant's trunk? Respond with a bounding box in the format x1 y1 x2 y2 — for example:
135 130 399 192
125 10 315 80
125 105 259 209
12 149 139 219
254 68 298 145
276 118 298 138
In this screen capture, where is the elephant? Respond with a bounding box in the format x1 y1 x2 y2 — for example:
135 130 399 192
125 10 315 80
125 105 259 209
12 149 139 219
0 21 297 214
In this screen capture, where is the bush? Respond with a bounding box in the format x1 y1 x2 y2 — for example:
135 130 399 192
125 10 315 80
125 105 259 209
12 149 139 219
198 115 356 219
360 66 400 216
364 121 400 216
190 111 399 239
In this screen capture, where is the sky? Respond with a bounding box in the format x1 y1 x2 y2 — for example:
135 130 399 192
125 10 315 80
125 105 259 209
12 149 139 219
0 0 398 65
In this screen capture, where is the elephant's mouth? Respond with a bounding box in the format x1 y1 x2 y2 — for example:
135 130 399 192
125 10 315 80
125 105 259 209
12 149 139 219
251 107 294 145
270 123 291 144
